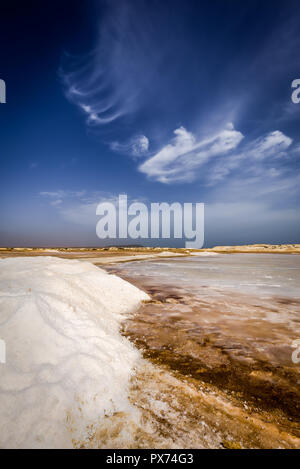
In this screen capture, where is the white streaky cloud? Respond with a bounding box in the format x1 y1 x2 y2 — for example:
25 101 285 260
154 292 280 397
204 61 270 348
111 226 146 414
268 167 281 178
61 50 124 128
61 1 167 130
60 202 98 226
248 131 292 159
207 167 300 204
206 154 243 184
225 122 234 130
204 129 294 185
110 135 149 157
139 125 244 183
291 143 300 155
86 110 125 126
0 257 149 448
40 190 86 199
206 201 300 245
50 199 63 206
40 190 147 227
40 191 105 227
138 126 293 185
132 135 149 156
60 196 147 227
80 104 91 113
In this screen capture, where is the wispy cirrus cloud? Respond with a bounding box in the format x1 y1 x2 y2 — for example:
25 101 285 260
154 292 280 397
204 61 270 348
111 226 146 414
206 129 294 184
40 190 109 226
246 131 292 160
110 134 149 157
60 1 167 133
59 0 300 196
139 124 244 183
39 190 86 198
40 190 145 227
138 124 295 185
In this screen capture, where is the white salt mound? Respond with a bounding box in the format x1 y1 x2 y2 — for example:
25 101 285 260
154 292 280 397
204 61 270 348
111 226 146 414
158 251 184 257
190 251 219 256
0 257 149 448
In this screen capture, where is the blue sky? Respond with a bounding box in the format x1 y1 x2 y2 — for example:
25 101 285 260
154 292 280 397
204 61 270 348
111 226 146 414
0 0 300 247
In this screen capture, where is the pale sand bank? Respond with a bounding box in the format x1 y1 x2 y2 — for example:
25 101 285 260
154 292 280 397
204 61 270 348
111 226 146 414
0 244 299 266
207 244 300 254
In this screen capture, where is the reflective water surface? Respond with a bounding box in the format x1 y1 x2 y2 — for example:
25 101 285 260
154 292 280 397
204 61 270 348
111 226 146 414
104 254 300 448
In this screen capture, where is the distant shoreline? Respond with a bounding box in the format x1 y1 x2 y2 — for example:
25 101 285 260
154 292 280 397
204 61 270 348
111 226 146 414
0 244 299 264
206 244 300 254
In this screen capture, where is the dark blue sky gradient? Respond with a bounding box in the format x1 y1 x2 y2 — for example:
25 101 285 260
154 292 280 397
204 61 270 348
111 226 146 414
0 0 300 246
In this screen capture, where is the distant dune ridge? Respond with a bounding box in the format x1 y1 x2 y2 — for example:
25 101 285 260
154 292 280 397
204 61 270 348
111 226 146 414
207 244 300 253
0 244 299 258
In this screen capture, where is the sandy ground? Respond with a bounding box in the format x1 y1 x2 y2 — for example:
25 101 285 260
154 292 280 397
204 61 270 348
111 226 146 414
0 247 187 264
0 244 299 264
208 244 300 254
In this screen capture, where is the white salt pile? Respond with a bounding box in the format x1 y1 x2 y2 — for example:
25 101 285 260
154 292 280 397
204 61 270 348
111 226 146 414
0 257 149 448
190 251 219 256
158 251 184 257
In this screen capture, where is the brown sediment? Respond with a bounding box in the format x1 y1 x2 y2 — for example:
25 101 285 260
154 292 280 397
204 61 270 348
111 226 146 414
127 362 300 449
121 306 300 428
132 332 300 426
103 264 300 446
74 361 300 449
